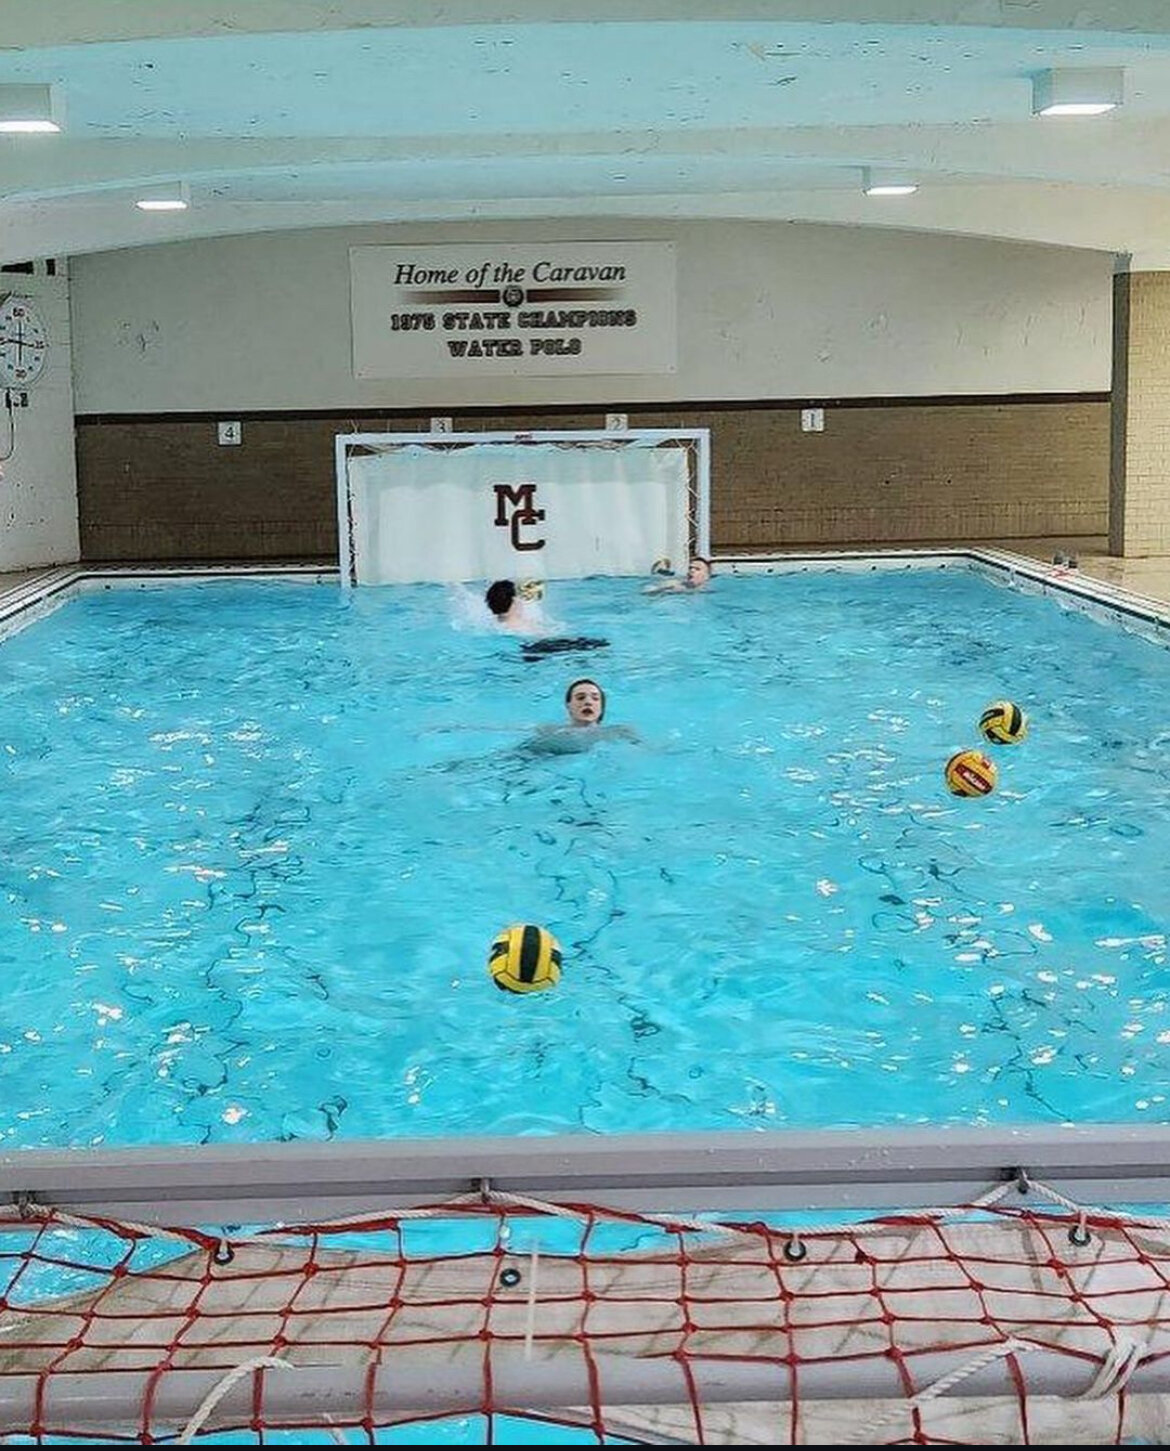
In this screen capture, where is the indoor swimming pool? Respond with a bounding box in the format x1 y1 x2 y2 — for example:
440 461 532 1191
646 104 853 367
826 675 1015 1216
2 564 1169 1150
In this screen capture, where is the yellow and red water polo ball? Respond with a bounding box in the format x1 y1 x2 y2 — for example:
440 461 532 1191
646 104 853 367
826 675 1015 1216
944 748 998 797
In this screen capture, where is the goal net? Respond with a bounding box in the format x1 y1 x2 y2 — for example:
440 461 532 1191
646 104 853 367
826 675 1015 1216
335 429 709 586
3 1179 1170 1444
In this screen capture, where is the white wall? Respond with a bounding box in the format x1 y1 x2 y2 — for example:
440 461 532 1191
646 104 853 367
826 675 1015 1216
0 272 80 571
69 219 1113 415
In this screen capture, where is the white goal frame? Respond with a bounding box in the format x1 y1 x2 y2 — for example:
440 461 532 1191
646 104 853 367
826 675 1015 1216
334 428 711 588
4 1124 1170 1437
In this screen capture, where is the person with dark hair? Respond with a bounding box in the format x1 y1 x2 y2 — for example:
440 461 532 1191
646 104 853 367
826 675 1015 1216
485 578 516 616
481 578 610 655
643 556 713 595
484 578 540 634
522 678 639 755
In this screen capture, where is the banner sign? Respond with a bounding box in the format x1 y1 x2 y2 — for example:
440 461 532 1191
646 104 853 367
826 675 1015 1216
350 241 676 378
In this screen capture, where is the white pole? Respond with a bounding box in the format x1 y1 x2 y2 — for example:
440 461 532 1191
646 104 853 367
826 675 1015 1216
696 429 711 559
1 1342 1159 1437
333 432 353 589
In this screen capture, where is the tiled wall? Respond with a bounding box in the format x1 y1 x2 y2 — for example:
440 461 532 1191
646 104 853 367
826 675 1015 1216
1112 272 1170 556
703 400 1107 548
75 397 1108 561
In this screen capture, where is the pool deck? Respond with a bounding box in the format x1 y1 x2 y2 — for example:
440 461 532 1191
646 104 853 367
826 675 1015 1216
995 537 1170 605
761 536 1170 609
4 539 1170 609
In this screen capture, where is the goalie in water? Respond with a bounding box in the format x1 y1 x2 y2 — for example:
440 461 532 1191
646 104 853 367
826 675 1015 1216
643 556 713 595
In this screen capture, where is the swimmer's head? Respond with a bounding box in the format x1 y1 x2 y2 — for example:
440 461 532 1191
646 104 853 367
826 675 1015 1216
565 677 606 725
485 579 517 618
685 557 712 589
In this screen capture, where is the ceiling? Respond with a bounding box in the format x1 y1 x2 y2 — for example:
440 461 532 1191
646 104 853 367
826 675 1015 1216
3 1 1170 267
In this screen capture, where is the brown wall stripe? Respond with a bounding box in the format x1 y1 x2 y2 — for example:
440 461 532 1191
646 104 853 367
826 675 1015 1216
75 395 1110 563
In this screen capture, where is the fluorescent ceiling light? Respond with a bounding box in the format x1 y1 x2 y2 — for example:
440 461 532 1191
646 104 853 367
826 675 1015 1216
0 83 62 133
0 120 59 134
862 168 918 197
1033 68 1122 117
135 182 190 212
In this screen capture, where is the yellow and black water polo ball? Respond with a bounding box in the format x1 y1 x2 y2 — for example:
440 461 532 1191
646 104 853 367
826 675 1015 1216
517 579 545 602
944 748 998 798
650 557 673 576
488 924 562 994
978 700 1028 745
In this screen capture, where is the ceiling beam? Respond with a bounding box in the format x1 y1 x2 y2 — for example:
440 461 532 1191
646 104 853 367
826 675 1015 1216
6 1 1170 50
4 121 1170 203
6 179 1168 271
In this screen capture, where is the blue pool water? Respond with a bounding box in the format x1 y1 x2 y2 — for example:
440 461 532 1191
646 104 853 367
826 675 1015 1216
2 567 1169 1150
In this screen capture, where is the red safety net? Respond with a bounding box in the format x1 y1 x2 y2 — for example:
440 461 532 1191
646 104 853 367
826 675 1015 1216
1 1189 1169 1444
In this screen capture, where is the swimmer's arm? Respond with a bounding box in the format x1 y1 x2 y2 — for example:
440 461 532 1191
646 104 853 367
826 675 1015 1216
641 580 685 595
534 723 638 740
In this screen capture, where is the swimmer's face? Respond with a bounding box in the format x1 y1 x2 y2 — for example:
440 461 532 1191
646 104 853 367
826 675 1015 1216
686 558 712 588
566 681 604 726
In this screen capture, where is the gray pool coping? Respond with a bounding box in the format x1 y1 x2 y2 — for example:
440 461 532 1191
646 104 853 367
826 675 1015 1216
4 548 1170 642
